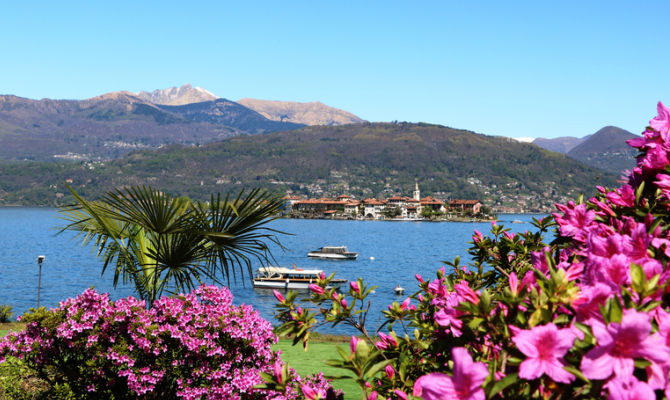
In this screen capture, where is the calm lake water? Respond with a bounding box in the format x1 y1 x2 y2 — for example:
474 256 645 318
0 208 545 334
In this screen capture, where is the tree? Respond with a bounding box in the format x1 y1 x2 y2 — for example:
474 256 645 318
59 185 286 304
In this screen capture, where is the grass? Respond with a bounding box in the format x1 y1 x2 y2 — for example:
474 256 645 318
274 338 363 400
0 323 24 338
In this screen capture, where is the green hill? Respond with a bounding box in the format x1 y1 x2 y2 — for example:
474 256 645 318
0 122 617 212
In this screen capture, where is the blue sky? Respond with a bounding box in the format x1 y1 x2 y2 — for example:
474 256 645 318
1 1 668 139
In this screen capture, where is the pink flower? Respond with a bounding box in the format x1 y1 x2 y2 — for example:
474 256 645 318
385 364 395 379
273 360 283 384
350 281 361 294
472 230 483 243
553 202 596 242
394 389 408 400
302 384 318 399
650 101 670 138
413 347 488 400
350 336 359 353
368 391 378 400
605 376 656 400
580 309 670 380
376 332 397 349
508 272 519 295
272 290 285 303
512 323 576 383
413 373 455 400
606 185 635 207
454 282 479 305
401 297 411 310
308 284 324 295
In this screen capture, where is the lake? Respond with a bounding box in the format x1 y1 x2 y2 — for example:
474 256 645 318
0 208 545 334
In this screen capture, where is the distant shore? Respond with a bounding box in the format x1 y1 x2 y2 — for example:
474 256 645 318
282 214 496 223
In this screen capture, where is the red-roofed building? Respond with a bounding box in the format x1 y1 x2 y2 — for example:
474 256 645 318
448 199 482 214
293 198 349 213
282 195 303 208
344 200 362 216
363 198 386 219
421 196 445 213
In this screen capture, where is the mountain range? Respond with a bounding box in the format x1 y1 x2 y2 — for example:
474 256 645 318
532 126 639 175
0 85 369 161
0 84 633 210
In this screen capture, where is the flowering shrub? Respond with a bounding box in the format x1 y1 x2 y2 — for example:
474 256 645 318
0 285 336 399
271 103 670 399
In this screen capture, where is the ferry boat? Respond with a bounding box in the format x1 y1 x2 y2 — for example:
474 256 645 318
252 266 346 290
307 246 358 260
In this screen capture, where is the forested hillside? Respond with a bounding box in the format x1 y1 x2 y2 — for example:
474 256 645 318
0 122 617 211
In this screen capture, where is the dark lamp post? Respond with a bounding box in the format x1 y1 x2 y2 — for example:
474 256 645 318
37 255 45 308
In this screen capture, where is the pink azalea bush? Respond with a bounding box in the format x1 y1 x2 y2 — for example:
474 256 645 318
272 102 670 399
0 285 337 399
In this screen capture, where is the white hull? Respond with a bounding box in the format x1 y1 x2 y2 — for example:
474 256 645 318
307 252 357 260
253 279 345 291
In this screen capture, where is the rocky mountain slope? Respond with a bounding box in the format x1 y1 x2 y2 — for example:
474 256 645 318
136 84 217 105
0 92 301 161
566 126 638 176
237 98 365 126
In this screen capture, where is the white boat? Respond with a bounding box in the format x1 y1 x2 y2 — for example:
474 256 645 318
252 266 346 290
307 246 358 260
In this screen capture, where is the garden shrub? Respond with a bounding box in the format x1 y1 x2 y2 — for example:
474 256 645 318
271 102 670 399
0 285 336 399
0 306 12 324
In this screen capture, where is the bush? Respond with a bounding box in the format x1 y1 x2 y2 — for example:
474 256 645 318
0 285 336 399
0 306 12 323
271 103 670 399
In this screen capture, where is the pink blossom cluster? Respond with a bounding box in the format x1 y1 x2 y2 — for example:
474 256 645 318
0 285 334 399
411 102 670 399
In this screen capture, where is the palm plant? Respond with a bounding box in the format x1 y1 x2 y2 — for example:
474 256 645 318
59 185 286 304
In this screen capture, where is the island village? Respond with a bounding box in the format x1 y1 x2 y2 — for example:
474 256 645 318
283 183 492 221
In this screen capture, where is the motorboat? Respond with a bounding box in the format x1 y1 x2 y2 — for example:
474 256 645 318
252 266 346 291
307 246 358 260
394 285 405 295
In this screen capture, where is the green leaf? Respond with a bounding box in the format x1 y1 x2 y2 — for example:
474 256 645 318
488 373 517 397
562 366 590 384
608 297 623 323
363 358 394 380
631 264 645 294
468 317 485 331
528 308 543 327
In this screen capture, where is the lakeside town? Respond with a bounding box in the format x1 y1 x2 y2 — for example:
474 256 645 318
283 183 494 221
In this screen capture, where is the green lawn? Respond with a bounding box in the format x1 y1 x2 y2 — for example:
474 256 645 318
274 339 363 400
0 322 24 338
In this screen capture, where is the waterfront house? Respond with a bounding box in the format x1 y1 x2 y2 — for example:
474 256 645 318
293 198 349 214
344 200 362 216
363 198 386 219
448 199 482 214
421 196 445 213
